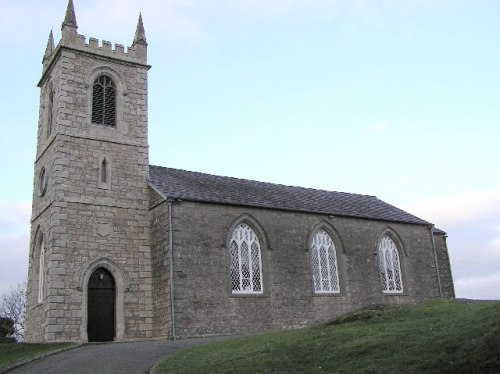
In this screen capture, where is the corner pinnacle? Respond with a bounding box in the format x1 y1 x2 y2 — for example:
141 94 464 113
133 13 147 46
43 30 55 63
62 0 78 29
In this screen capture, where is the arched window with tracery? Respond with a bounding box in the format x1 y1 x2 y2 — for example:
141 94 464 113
378 235 403 293
91 75 116 127
37 235 45 303
229 223 263 294
311 229 340 293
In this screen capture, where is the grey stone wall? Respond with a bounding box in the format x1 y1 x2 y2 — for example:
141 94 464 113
149 188 171 338
26 24 152 342
163 201 450 337
434 233 455 298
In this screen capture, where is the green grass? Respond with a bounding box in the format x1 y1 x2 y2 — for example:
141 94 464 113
154 300 500 373
0 342 74 370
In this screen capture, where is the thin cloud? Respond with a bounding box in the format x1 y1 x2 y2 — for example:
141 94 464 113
0 235 29 296
454 274 500 300
366 122 388 133
405 188 500 300
0 201 31 236
405 187 500 228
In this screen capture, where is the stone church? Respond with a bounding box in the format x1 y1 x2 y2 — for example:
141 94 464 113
25 0 454 343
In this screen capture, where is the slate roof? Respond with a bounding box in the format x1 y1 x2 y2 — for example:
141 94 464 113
148 165 431 226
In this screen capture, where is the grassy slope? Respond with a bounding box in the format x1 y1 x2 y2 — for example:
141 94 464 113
0 343 73 370
155 300 500 373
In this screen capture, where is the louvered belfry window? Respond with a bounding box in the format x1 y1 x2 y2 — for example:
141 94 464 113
92 75 116 127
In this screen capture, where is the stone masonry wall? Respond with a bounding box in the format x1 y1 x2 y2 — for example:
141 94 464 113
169 201 447 337
149 188 171 338
26 32 152 341
434 233 455 298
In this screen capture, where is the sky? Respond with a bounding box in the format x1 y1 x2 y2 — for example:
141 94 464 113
0 0 499 299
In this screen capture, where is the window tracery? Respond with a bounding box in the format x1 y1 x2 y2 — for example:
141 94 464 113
229 223 263 294
311 229 340 293
378 235 403 293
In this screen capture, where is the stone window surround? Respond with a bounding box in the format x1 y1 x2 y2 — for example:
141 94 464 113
307 221 346 297
91 74 116 127
39 166 47 197
31 226 45 306
86 65 129 141
226 214 271 298
98 154 111 190
229 223 264 295
310 229 341 294
376 228 407 294
45 82 55 140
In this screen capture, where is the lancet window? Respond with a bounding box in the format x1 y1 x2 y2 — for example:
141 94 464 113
311 229 340 293
38 236 45 303
229 223 263 294
47 90 54 138
378 235 403 293
101 158 107 184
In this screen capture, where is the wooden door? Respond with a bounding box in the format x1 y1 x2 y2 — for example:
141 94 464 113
87 268 115 342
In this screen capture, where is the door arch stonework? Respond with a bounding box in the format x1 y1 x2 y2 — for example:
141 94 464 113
78 258 127 342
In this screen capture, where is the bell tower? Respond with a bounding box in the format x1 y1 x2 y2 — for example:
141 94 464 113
25 0 153 342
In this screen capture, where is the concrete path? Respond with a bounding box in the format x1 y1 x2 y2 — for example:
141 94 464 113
9 336 237 374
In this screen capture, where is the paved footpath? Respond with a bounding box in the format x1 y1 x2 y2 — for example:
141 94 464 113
9 336 237 374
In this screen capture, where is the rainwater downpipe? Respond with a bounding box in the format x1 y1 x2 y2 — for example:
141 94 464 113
168 200 177 340
429 225 443 298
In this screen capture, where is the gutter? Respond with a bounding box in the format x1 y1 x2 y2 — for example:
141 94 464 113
429 225 443 298
168 200 177 341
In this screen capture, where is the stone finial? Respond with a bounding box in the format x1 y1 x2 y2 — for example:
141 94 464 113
62 0 78 29
61 0 78 44
43 30 55 64
133 13 148 46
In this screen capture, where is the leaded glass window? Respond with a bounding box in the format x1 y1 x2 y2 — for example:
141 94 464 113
311 229 340 293
229 223 263 294
91 75 116 127
38 237 45 303
378 235 403 293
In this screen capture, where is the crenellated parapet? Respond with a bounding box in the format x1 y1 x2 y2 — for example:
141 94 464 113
42 0 148 77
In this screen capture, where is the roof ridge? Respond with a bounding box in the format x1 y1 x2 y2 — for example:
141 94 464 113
149 164 376 199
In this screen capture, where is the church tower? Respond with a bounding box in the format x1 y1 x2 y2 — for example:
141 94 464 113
25 0 153 342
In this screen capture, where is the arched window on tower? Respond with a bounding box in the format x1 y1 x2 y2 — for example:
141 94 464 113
101 158 107 184
378 235 403 293
38 235 45 303
311 229 340 293
91 75 116 127
229 223 263 294
47 90 54 138
98 156 110 190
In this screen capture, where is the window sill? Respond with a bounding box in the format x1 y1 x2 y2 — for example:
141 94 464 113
230 292 268 298
313 292 343 298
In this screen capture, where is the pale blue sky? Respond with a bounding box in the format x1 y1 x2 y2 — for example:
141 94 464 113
0 0 499 298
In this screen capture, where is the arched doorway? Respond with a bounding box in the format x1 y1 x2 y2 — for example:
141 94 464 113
87 267 115 342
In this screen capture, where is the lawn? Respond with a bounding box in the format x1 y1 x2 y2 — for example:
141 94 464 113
154 300 500 373
0 342 74 371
